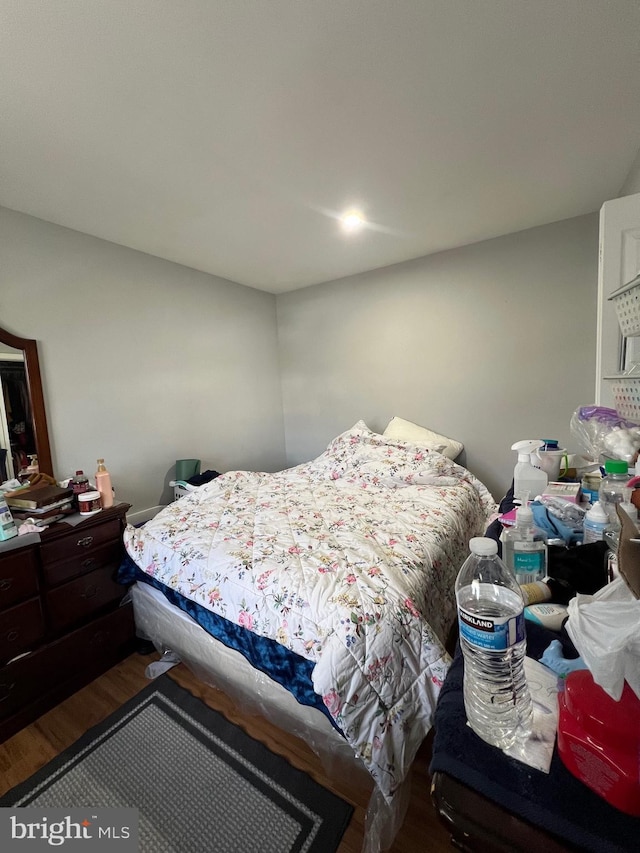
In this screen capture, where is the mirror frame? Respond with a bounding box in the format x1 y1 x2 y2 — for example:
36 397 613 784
0 325 53 478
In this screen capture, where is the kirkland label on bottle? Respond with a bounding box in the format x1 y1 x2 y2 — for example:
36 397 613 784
458 602 526 651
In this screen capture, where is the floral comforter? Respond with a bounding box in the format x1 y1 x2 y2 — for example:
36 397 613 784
124 422 495 799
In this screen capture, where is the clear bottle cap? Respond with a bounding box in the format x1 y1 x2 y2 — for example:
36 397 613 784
469 537 498 556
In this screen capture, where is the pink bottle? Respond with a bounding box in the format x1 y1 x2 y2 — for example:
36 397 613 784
95 458 114 508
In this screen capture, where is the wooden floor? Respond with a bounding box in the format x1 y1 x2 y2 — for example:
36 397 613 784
0 651 455 853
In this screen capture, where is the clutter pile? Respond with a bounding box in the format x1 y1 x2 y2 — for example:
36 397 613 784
0 458 116 535
476 416 640 817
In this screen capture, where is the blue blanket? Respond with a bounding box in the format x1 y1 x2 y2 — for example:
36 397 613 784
117 556 339 730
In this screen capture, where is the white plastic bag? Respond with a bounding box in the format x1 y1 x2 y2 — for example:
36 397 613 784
565 577 640 701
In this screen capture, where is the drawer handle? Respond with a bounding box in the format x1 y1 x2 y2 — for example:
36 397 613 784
5 630 19 643
82 558 98 571
89 630 109 647
0 682 16 702
77 536 94 548
81 584 99 599
0 579 13 591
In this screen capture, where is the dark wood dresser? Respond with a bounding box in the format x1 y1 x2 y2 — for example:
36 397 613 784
0 502 135 742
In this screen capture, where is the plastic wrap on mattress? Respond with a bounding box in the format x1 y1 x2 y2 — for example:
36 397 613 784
131 583 359 771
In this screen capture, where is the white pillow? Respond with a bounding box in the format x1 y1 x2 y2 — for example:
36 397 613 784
383 416 463 460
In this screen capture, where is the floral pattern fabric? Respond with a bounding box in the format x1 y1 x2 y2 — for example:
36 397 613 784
124 422 495 799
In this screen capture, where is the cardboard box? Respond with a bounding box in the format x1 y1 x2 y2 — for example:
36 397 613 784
541 482 582 503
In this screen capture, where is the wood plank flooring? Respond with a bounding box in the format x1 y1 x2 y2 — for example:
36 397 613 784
0 651 455 853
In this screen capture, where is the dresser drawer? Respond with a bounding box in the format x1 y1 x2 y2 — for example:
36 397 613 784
41 540 123 587
0 602 135 721
46 564 126 633
0 548 39 609
0 648 60 720
71 601 135 671
40 519 122 569
0 597 44 664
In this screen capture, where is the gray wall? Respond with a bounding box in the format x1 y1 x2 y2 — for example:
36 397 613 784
277 214 599 499
620 148 640 196
0 207 286 515
1 206 601 513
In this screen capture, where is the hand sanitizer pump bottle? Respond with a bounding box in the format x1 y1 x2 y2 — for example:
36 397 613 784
511 440 548 503
503 498 548 585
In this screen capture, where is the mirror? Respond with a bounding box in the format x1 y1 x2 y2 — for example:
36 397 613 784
0 326 53 480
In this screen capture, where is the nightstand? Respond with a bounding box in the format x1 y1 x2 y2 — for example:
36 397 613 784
429 623 639 852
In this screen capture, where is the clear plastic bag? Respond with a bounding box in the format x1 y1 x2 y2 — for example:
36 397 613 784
565 577 640 701
569 406 640 464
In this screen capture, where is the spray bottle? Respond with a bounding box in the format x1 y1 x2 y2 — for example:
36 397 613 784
511 440 548 503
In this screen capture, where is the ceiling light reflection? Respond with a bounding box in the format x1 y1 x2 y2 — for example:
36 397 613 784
340 211 365 232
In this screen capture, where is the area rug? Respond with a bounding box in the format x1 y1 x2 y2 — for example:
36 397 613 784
0 675 353 852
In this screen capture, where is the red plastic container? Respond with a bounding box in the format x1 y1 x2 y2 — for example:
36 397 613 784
557 670 640 816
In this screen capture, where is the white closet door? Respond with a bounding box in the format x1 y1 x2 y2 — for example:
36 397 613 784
596 192 640 407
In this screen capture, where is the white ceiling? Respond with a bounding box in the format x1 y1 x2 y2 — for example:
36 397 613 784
2 1 640 294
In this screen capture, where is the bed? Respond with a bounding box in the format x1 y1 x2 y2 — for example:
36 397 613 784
122 421 495 843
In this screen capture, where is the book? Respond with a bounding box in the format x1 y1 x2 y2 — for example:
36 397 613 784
10 512 71 527
4 484 73 510
10 499 75 519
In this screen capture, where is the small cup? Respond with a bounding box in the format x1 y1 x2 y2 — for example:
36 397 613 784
535 449 569 481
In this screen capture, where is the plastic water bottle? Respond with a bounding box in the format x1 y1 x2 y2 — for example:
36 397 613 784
582 501 609 543
455 537 533 749
599 459 630 529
